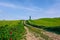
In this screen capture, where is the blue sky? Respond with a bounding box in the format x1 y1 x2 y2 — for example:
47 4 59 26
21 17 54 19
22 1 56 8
0 0 60 20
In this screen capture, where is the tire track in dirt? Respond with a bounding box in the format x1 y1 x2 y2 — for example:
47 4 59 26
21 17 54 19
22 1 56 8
42 30 60 40
25 20 60 40
24 21 45 40
24 26 40 40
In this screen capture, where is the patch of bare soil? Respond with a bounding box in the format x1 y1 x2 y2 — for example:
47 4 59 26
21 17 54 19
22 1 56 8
24 26 40 40
42 30 60 40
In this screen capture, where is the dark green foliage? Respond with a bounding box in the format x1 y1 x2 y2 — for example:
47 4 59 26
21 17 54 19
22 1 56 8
44 26 60 34
0 20 25 40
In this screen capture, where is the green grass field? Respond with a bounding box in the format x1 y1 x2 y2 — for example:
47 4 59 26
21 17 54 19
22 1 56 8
0 18 60 40
29 18 60 27
28 18 60 34
0 20 25 40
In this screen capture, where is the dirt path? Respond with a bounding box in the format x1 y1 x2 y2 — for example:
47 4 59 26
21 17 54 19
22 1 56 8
33 26 60 40
42 30 60 40
24 26 40 40
24 21 60 40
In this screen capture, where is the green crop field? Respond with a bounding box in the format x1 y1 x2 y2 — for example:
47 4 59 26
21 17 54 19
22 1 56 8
28 18 60 34
0 18 60 40
29 18 60 27
0 20 25 40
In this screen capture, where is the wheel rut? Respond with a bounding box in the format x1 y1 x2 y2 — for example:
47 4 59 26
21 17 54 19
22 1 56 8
24 26 40 40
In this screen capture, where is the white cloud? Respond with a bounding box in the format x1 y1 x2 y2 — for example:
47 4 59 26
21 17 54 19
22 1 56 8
0 2 17 8
0 2 42 12
45 3 60 15
0 1 60 15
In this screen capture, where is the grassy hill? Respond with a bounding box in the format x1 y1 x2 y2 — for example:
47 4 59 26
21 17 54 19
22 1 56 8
29 18 60 27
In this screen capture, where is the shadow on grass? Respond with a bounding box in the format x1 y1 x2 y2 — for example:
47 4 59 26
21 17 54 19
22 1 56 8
26 21 60 34
43 26 60 34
